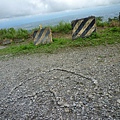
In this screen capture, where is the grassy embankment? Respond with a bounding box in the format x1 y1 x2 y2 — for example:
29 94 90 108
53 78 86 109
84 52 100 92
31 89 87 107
0 17 120 56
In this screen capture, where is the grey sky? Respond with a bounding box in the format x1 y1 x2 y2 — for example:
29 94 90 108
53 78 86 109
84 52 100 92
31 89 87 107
0 0 120 19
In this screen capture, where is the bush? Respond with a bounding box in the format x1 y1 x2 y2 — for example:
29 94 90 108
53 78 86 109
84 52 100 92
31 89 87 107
96 17 104 27
90 32 100 39
96 16 120 27
96 17 109 27
17 29 29 39
50 21 72 33
0 28 29 40
109 27 120 32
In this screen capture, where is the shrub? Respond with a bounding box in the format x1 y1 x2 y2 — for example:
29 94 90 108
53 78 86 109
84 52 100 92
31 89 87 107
50 21 72 33
17 29 29 39
90 32 100 39
96 16 120 27
96 17 104 27
0 28 29 40
109 27 120 32
96 17 110 27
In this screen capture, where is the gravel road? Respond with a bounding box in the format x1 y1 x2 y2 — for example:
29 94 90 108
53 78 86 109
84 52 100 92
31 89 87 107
0 44 120 120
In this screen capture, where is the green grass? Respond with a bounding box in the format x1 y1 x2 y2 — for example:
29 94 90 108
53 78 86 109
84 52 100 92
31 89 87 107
0 28 29 42
0 27 120 57
0 16 120 57
50 21 72 33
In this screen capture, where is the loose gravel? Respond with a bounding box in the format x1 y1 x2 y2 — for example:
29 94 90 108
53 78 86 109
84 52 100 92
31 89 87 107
0 44 120 120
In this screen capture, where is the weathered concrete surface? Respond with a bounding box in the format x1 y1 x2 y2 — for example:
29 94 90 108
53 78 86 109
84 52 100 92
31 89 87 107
0 44 120 120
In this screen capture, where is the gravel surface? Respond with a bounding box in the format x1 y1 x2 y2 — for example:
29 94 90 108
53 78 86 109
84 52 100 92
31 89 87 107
0 44 120 120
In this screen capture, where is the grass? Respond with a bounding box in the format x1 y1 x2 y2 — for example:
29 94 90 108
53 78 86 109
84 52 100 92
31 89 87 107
0 16 120 57
50 21 72 33
0 28 29 42
0 26 120 56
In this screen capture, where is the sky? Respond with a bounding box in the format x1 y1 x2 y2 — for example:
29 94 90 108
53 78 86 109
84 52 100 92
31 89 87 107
0 0 120 19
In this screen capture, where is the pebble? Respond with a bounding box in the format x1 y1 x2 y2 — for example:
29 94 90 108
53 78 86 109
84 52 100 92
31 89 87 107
117 99 120 104
64 108 70 113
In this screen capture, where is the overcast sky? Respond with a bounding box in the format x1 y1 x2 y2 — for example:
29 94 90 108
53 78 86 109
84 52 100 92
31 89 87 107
0 0 120 19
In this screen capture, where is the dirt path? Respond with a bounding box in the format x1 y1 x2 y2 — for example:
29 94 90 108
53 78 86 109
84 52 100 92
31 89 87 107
0 44 120 120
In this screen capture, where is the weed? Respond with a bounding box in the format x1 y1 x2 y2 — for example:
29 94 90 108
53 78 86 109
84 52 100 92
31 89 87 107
50 21 72 33
109 27 120 32
96 16 119 27
90 32 100 39
0 28 29 42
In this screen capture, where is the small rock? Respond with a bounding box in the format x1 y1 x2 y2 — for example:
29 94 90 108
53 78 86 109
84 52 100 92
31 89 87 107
14 39 24 43
64 108 70 113
67 90 71 93
58 101 69 107
2 39 12 45
117 99 120 104
92 79 98 85
88 94 94 100
57 98 69 107
63 103 70 107
83 100 87 105
73 102 76 107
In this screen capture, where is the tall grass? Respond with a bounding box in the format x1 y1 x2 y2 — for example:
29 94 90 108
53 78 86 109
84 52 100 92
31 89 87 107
50 21 72 33
0 28 29 41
